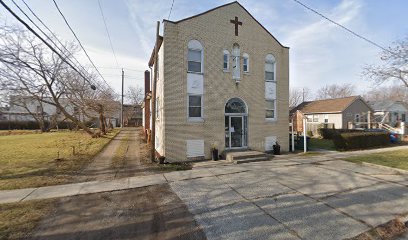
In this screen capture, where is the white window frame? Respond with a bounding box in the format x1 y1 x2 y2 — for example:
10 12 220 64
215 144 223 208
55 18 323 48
232 43 240 80
188 94 203 121
223 50 230 71
313 115 318 122
265 54 276 82
265 99 276 120
243 53 249 73
187 40 203 74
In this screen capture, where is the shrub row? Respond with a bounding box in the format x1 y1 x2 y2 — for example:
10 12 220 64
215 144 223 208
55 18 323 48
333 132 390 151
318 128 362 139
0 120 95 131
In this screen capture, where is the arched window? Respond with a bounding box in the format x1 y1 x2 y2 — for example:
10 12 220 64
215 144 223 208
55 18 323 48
225 98 247 114
223 50 230 71
265 54 276 82
232 43 240 80
187 40 203 73
243 53 249 73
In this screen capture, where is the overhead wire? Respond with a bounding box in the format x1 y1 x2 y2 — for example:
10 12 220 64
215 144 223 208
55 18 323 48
52 0 111 89
291 0 398 57
97 0 119 68
0 0 96 89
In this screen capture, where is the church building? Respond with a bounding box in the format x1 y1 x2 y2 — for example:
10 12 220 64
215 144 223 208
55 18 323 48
144 1 289 162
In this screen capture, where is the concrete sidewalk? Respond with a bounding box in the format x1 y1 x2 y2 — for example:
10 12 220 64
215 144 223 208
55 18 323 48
1 145 407 205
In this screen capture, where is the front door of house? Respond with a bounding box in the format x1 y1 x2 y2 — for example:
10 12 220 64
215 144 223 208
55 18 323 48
225 98 248 149
225 116 247 149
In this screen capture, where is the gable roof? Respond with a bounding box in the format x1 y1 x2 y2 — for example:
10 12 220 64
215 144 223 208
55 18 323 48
163 1 288 49
291 96 370 115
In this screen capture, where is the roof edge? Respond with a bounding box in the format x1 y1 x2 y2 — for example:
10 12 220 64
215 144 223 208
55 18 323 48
163 1 289 49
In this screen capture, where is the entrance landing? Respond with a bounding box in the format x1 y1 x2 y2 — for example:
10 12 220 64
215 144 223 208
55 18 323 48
226 150 271 164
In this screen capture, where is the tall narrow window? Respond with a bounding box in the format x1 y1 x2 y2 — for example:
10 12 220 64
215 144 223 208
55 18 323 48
265 100 275 119
232 43 240 80
188 95 202 118
223 50 230 71
265 54 276 82
243 53 249 73
187 40 203 73
265 54 277 120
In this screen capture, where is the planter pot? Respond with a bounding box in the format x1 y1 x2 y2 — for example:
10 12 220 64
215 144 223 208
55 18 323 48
158 156 165 164
211 149 219 161
273 144 281 155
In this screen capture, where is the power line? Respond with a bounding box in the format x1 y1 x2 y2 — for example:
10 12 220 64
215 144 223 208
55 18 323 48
97 0 119 68
12 0 91 82
167 0 175 20
0 0 94 88
291 0 395 56
52 0 110 88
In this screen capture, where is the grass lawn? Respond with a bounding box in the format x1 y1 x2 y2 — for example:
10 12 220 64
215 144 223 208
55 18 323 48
0 129 120 190
0 200 55 240
309 138 336 151
343 149 408 170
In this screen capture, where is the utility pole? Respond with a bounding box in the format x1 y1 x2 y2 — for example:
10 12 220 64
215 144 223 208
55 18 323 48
121 68 124 128
150 21 160 162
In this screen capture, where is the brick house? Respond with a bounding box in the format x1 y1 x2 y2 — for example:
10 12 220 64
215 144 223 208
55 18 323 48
144 1 289 162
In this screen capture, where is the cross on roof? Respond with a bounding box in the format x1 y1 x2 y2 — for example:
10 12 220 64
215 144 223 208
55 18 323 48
230 16 242 36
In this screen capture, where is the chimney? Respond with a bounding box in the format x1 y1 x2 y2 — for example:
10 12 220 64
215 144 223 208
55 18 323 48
144 70 150 96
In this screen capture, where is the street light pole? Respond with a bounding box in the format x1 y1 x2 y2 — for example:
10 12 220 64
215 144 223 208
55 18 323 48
121 68 124 128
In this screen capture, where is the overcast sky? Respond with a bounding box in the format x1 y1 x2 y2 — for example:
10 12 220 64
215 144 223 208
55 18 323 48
1 0 407 97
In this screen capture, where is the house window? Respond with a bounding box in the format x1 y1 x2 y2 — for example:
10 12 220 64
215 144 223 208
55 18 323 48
265 54 276 82
223 50 230 71
313 115 318 122
265 100 275 119
188 95 202 118
232 43 240 80
307 115 312 122
243 53 249 73
187 40 203 73
324 114 329 123
355 114 360 123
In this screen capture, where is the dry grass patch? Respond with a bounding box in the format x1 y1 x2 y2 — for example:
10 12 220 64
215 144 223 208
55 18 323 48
0 199 56 240
0 129 120 190
343 149 408 171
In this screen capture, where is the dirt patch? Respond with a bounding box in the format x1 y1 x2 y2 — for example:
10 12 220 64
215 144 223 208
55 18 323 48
30 184 206 240
349 219 407 240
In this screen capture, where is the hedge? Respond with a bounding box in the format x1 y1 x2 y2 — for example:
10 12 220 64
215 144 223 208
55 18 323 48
318 128 363 139
0 120 95 131
332 132 390 151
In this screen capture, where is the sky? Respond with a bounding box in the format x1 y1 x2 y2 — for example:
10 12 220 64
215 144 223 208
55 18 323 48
1 0 407 98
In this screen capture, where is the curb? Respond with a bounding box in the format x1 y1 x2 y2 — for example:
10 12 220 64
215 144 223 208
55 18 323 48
361 162 408 175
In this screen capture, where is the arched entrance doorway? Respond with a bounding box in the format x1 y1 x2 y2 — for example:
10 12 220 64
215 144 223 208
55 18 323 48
225 98 248 149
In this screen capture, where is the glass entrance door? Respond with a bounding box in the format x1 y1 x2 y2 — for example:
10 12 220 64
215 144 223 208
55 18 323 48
225 116 247 149
230 116 243 148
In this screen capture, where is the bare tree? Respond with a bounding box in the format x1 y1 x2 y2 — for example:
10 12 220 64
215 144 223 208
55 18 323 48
363 84 408 102
315 83 355 100
364 36 408 88
126 85 143 105
290 88 312 108
0 22 106 136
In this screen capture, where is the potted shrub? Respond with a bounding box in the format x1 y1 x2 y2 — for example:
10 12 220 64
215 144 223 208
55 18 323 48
211 142 219 161
273 142 281 155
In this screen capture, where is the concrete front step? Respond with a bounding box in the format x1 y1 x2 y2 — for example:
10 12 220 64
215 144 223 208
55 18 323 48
233 156 270 164
226 151 271 164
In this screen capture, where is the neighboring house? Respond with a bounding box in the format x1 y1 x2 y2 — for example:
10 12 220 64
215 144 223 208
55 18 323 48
290 96 373 131
144 2 290 162
368 101 408 126
123 104 143 127
1 96 120 128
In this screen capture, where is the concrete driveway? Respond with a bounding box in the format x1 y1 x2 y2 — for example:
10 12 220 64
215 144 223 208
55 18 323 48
169 155 408 240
